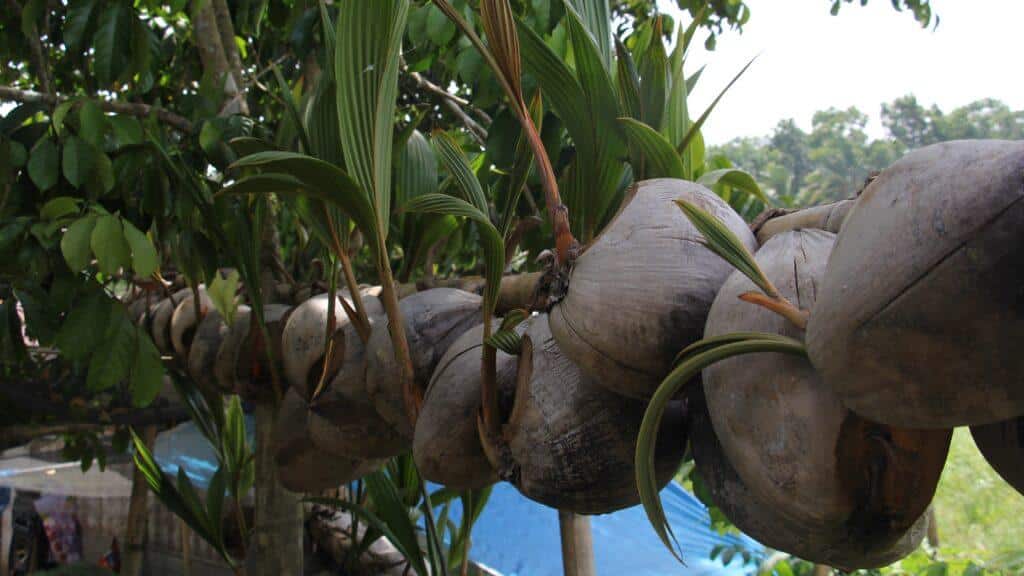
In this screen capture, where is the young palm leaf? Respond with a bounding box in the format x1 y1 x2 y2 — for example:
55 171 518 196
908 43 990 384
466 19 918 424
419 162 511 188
677 57 756 164
635 336 807 560
619 118 685 180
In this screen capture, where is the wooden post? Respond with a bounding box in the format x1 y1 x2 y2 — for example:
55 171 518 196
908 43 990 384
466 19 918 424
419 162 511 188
1 488 13 575
558 511 595 576
123 426 156 576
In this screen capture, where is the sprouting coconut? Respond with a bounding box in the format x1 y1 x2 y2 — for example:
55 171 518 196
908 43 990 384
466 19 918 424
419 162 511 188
414 320 518 489
305 315 409 459
281 289 383 400
549 179 758 399
214 304 293 399
485 315 687 514
971 416 1024 495
365 288 482 439
807 140 1024 428
170 287 212 359
687 384 930 570
274 389 383 493
148 288 192 354
188 306 249 394
702 230 951 547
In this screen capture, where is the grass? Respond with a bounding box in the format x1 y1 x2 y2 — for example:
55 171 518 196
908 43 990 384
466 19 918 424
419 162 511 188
930 428 1024 559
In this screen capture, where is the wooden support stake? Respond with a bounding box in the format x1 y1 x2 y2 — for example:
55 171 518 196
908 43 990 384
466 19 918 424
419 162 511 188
558 511 595 576
123 426 157 576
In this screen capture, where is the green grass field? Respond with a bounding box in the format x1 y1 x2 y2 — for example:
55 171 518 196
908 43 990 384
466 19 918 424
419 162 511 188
930 428 1024 559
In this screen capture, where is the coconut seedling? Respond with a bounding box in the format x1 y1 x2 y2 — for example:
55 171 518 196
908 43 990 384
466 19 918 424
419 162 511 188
702 229 950 551
273 389 384 493
971 416 1024 496
636 201 950 568
414 319 519 489
148 288 192 354
477 315 688 514
170 286 212 359
686 384 931 570
188 306 249 393
807 140 1024 428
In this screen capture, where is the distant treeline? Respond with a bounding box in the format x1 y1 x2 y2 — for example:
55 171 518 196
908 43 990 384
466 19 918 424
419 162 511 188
711 96 1024 206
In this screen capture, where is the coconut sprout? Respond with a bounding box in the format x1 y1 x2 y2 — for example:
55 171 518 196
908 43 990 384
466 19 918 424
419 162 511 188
549 178 758 399
366 288 482 439
414 320 518 489
971 416 1024 495
170 287 212 359
148 288 192 354
687 384 930 571
486 315 687 514
702 230 951 548
807 140 1024 428
188 307 249 394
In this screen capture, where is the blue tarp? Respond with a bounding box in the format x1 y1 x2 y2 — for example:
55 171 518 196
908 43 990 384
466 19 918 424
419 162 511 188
153 421 763 576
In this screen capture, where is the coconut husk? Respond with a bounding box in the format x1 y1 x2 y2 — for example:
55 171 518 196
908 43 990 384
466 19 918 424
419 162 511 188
414 319 517 489
281 289 383 400
187 305 251 394
549 178 758 399
170 287 212 359
149 288 192 354
485 315 687 514
970 416 1024 495
807 140 1024 428
273 389 384 493
305 314 409 460
217 304 293 400
687 384 929 571
704 230 951 545
365 288 482 439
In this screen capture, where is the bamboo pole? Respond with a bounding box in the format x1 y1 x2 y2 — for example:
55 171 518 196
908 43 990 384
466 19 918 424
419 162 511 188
558 511 595 576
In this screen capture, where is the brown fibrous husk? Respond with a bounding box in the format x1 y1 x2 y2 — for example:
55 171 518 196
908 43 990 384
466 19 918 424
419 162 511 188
365 288 482 439
807 140 1024 428
970 416 1024 496
687 384 931 571
414 319 517 490
549 178 758 399
704 230 951 541
484 315 687 514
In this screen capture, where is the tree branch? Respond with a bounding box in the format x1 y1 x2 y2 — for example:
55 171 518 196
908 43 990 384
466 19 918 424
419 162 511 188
404 68 489 144
0 85 194 133
8 0 52 95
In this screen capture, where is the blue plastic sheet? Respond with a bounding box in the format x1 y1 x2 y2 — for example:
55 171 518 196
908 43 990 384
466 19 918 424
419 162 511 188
152 420 763 575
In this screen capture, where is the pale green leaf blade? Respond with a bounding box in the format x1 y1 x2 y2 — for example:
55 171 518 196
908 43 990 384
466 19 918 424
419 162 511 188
698 168 772 207
61 214 98 272
208 269 240 326
433 131 488 215
678 57 756 159
619 118 685 180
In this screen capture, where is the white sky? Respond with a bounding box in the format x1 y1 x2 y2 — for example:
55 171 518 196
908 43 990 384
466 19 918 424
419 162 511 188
657 0 1024 145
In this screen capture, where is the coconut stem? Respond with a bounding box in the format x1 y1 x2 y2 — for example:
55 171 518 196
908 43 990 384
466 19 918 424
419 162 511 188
376 247 420 427
738 291 809 330
481 326 500 438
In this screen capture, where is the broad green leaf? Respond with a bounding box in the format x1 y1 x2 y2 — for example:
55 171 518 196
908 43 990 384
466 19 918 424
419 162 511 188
635 336 807 561
131 325 163 406
433 132 488 215
79 101 107 148
64 0 99 54
404 193 503 320
363 470 431 576
28 138 59 191
675 199 775 297
94 0 130 85
335 0 409 240
206 467 226 544
40 197 81 221
395 129 437 206
90 214 131 276
62 135 95 188
122 220 158 277
52 100 77 136
208 269 240 326
226 152 378 246
199 122 223 160
87 149 115 196
86 310 136 391
698 168 771 207
563 0 612 70
110 116 143 147
638 20 668 130
20 0 45 37
61 214 98 272
55 290 112 361
615 40 642 121
619 118 685 180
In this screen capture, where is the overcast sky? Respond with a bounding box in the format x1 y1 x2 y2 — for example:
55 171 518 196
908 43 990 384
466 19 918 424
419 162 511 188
657 0 1024 145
